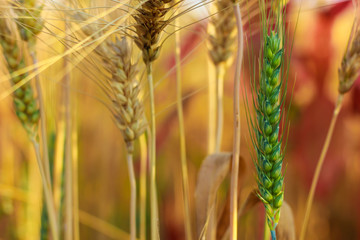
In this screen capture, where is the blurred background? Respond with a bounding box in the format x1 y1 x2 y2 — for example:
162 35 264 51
0 0 359 239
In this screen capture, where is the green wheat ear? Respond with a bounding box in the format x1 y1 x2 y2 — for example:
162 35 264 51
0 18 40 137
255 30 284 233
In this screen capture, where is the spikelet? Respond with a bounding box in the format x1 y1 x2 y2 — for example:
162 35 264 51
0 17 40 136
255 30 284 233
75 13 147 147
132 0 175 63
338 28 360 94
13 0 44 48
208 0 236 66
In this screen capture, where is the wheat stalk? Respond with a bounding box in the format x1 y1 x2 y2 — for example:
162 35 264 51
11 1 61 238
300 4 360 239
174 12 193 240
228 2 244 240
246 1 288 239
0 13 59 240
208 0 236 153
132 0 177 238
75 12 147 240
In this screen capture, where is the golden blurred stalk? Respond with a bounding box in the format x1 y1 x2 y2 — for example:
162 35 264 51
175 16 193 240
139 134 147 240
31 139 59 240
147 64 160 240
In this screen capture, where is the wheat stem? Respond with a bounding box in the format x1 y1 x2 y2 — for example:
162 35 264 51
30 52 52 191
126 143 137 240
64 35 74 240
229 4 244 240
299 94 344 240
215 63 226 152
147 63 160 240
208 59 217 154
270 230 276 240
175 19 193 240
263 216 270 240
31 138 59 240
139 134 147 240
72 110 80 240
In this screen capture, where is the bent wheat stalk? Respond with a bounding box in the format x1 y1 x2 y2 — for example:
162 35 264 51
300 4 360 239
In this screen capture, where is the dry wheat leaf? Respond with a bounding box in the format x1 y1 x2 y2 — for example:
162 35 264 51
195 153 247 238
216 156 246 240
276 201 296 240
220 189 260 240
195 152 232 237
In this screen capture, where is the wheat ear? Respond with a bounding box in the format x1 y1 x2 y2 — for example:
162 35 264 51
208 0 236 153
75 12 147 240
256 30 284 240
0 15 59 240
300 6 360 240
12 1 61 238
132 0 176 238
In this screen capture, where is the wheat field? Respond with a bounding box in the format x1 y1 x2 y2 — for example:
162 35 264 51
0 0 359 240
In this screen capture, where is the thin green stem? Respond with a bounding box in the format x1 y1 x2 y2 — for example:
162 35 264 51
299 94 344 240
139 134 147 240
31 138 59 240
126 142 137 240
147 63 160 240
230 4 243 240
215 63 226 153
175 19 193 240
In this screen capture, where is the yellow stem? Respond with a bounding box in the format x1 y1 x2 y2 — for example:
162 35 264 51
139 134 147 240
147 63 160 240
230 4 244 240
208 59 217 154
175 19 193 240
126 143 137 240
299 94 344 240
215 63 226 153
31 139 59 240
